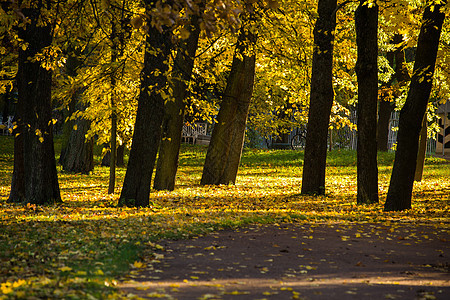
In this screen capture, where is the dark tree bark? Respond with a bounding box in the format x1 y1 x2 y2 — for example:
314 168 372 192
102 144 124 167
116 144 125 167
6 82 24 203
108 10 124 194
59 50 80 163
7 114 25 203
108 79 117 194
355 0 379 204
60 102 94 174
59 98 76 164
101 146 111 166
14 4 61 204
301 0 337 195
201 14 257 185
59 53 94 174
384 1 446 211
118 22 171 207
414 116 427 181
221 86 255 183
2 89 10 124
154 10 202 191
377 99 394 151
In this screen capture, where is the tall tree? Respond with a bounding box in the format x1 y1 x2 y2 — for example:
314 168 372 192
14 1 61 204
108 16 120 194
384 0 446 211
118 13 172 206
60 102 94 174
301 0 337 195
200 12 258 185
355 0 379 204
59 53 94 174
154 7 203 191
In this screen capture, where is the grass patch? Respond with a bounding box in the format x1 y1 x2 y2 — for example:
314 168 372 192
0 135 449 298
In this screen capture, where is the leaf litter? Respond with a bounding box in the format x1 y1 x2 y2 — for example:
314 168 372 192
0 145 449 299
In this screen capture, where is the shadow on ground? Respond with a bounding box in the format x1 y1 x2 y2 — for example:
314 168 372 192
120 222 450 299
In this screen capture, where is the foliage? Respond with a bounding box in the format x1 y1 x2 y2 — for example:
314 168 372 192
1 136 449 298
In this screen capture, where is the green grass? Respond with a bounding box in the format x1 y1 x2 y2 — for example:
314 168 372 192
0 135 449 299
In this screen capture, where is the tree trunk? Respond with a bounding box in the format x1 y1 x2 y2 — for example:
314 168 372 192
301 0 337 195
102 144 124 167
384 1 446 211
101 147 111 166
108 86 117 194
60 51 93 174
154 10 202 191
108 18 120 194
201 15 257 185
117 144 125 167
328 129 333 151
221 88 254 184
118 23 171 207
355 0 379 204
59 100 75 164
59 50 81 163
2 89 10 124
377 99 394 151
414 115 427 181
7 114 25 203
61 102 94 174
16 5 61 205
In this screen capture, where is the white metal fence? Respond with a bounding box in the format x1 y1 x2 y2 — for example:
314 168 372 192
182 123 208 144
0 115 13 135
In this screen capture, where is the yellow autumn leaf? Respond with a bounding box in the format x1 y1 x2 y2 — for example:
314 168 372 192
132 261 145 268
95 269 104 275
1 283 13 294
59 266 72 272
179 27 191 40
75 271 87 276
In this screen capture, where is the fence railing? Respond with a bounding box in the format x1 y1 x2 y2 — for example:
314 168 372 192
0 116 13 136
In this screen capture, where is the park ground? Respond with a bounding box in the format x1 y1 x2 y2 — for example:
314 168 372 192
0 135 449 299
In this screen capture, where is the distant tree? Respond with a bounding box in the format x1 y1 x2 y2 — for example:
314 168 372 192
116 144 125 167
355 0 379 204
60 102 94 174
201 11 258 185
385 0 446 211
60 54 94 174
377 35 410 152
301 0 337 195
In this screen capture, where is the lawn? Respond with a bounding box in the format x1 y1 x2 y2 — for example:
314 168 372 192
0 135 449 299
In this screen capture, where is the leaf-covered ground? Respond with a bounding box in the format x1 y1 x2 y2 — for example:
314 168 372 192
0 136 449 299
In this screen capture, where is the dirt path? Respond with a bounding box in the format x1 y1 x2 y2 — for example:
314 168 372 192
120 222 450 299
